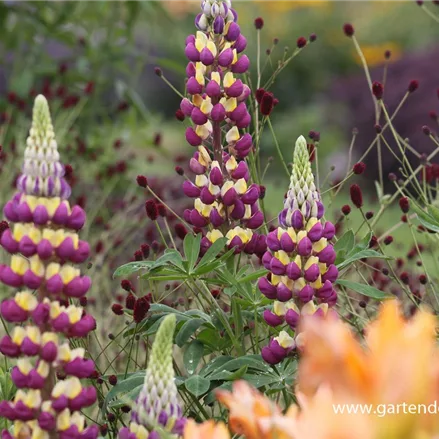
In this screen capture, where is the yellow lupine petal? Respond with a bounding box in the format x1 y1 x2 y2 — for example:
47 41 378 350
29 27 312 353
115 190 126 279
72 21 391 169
200 97 213 114
46 198 60 216
312 238 327 253
276 331 295 349
223 98 237 113
211 72 221 84
195 174 208 187
304 256 319 270
15 291 38 311
273 301 287 316
207 230 224 243
206 41 217 56
223 72 235 88
11 255 29 276
25 196 38 211
276 250 290 266
306 217 318 232
17 358 32 375
27 326 41 344
56 409 71 431
234 178 247 195
37 361 49 378
29 255 45 277
60 266 78 284
66 305 82 324
226 127 240 144
225 155 238 173
301 300 317 316
12 327 26 344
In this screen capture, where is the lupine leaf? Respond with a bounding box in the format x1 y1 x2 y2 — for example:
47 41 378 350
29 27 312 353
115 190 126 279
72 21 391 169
184 375 210 397
184 340 204 375
175 318 206 347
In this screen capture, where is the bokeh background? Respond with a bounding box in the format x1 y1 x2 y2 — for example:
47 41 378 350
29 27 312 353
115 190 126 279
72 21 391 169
1 0 439 328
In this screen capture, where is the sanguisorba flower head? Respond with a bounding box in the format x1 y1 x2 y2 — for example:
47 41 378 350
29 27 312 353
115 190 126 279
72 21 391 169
0 95 98 439
119 314 186 439
258 135 338 364
181 0 266 256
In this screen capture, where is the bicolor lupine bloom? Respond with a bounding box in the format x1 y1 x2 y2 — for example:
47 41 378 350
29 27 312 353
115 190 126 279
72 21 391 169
119 314 186 439
181 0 266 256
0 95 98 439
258 136 338 364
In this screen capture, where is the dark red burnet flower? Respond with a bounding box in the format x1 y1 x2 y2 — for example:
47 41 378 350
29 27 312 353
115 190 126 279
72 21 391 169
353 162 366 175
111 304 124 315
407 80 419 93
343 23 355 37
383 236 393 245
372 81 384 100
175 109 185 121
308 130 320 142
296 36 307 48
145 200 159 220
424 164 439 183
121 279 134 292
174 223 188 240
365 211 374 220
108 375 118 386
350 184 363 208
254 17 264 29
141 243 150 259
133 296 150 323
134 250 143 261
399 197 410 213
125 294 136 310
136 175 148 188
84 81 95 95
307 144 316 162
341 204 351 216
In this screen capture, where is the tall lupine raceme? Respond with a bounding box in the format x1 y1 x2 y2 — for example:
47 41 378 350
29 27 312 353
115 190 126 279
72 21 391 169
258 136 338 364
0 95 98 439
119 314 186 439
181 0 266 256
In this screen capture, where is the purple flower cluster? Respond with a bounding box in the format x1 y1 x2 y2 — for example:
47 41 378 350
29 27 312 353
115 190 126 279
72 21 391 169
258 136 338 364
0 95 98 439
181 0 265 256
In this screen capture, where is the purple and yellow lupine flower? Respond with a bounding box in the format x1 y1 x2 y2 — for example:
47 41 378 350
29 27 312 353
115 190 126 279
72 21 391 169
119 314 186 439
181 0 265 256
258 136 338 365
0 95 98 439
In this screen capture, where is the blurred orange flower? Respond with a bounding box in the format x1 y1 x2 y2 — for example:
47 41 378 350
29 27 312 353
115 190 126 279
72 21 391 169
185 301 439 439
291 300 439 438
184 419 230 439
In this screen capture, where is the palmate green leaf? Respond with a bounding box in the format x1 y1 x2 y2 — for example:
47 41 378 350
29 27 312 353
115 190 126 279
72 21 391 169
184 340 204 375
334 229 355 255
175 318 207 347
209 365 248 381
204 381 233 405
184 375 210 397
337 249 392 271
196 237 228 269
183 233 202 273
199 356 234 378
101 373 145 414
336 279 394 300
114 250 184 278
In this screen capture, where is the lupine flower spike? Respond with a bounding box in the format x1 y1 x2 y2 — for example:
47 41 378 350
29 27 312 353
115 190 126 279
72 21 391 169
258 135 338 364
181 0 266 256
0 95 98 439
119 314 186 439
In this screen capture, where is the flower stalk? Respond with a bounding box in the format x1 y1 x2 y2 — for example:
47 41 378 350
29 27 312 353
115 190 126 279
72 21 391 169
258 135 338 364
0 95 98 439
